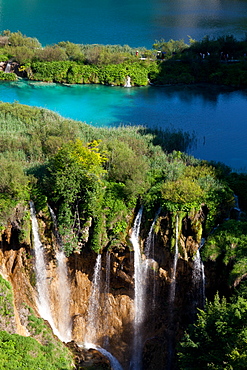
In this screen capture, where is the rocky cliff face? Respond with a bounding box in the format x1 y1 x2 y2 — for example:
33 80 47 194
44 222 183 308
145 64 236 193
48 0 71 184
0 204 208 370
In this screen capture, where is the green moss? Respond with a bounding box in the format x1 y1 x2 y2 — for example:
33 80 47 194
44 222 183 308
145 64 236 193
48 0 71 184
0 275 14 318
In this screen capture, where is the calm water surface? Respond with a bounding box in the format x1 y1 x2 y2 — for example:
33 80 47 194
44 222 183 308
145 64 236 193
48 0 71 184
1 80 247 172
1 0 247 47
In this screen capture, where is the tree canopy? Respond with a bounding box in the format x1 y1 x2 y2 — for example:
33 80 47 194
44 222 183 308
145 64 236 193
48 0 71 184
178 293 247 369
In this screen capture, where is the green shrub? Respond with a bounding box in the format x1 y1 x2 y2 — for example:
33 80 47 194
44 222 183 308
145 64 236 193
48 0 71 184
0 276 14 318
202 220 247 285
0 71 17 80
178 294 247 369
0 55 8 62
0 330 73 369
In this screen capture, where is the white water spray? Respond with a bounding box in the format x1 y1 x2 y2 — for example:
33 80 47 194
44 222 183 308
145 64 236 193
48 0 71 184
166 214 179 370
193 248 206 308
144 215 156 259
124 75 131 87
143 209 160 311
130 207 144 370
169 214 179 304
103 251 111 348
56 250 72 341
30 201 59 338
83 343 123 370
48 206 72 342
4 62 11 73
85 254 102 344
83 253 123 369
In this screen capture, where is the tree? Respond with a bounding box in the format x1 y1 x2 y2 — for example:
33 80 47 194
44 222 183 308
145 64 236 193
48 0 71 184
45 139 106 206
57 41 85 62
8 31 41 48
36 46 68 62
152 38 188 58
42 140 107 252
178 294 247 369
104 139 149 200
201 220 247 287
10 46 35 64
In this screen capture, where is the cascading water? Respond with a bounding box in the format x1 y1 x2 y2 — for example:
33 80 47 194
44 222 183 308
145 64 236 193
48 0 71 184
124 76 131 87
97 347 123 370
30 201 59 338
144 214 157 259
83 343 123 370
233 194 241 219
193 238 206 308
83 252 123 370
85 253 102 345
48 206 72 342
143 208 161 312
130 207 144 370
55 251 72 341
103 251 111 348
167 213 179 370
169 214 179 304
4 62 11 73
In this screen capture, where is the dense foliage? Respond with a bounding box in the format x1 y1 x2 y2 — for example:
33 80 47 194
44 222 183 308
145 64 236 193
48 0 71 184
2 31 247 87
0 101 244 256
177 191 247 368
201 219 247 286
177 293 247 369
0 97 246 366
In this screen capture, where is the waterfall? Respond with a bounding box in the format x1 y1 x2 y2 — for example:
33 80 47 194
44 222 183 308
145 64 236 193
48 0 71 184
193 247 206 308
169 214 179 304
233 194 241 219
103 251 111 348
30 201 59 338
130 207 144 370
4 62 11 73
83 252 123 369
85 253 102 345
144 215 156 259
96 347 123 370
166 213 179 370
143 209 160 312
48 206 72 342
124 76 131 87
234 194 240 210
55 250 72 342
83 343 123 370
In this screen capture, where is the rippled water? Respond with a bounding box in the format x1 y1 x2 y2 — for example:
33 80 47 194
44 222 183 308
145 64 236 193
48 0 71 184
1 0 247 47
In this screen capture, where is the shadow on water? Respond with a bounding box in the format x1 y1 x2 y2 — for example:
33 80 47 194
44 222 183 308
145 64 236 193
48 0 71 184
1 80 247 171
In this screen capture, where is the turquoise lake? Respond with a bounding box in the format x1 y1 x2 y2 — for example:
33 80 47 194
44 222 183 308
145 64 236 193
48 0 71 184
1 80 247 172
1 0 247 171
1 0 247 48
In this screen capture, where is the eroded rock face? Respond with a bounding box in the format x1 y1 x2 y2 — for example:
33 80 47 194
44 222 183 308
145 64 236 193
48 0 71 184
66 341 112 370
0 206 208 370
0 232 37 336
67 249 135 368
